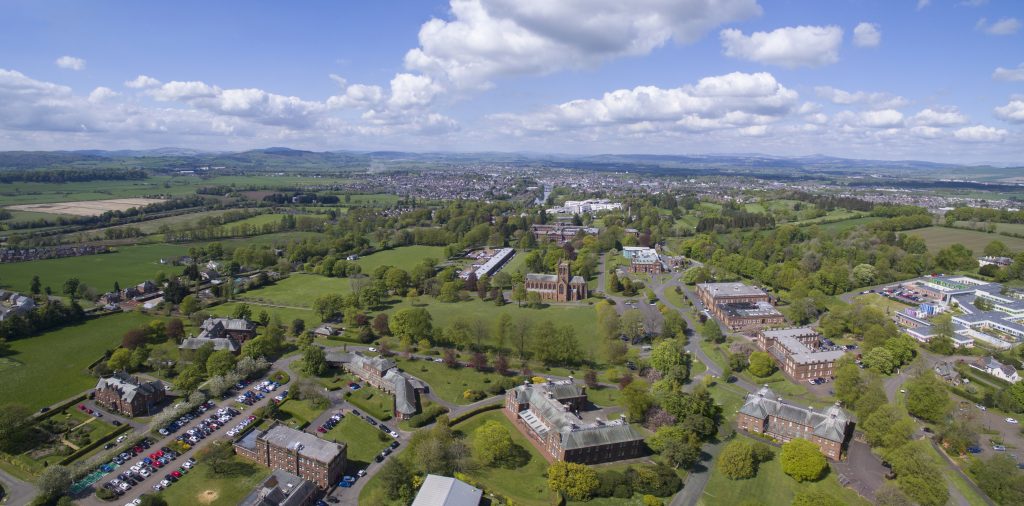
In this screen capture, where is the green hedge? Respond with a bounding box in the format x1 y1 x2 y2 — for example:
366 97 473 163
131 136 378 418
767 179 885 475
58 424 131 466
449 403 502 426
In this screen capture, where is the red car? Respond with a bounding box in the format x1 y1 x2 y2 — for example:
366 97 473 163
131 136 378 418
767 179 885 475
170 471 182 478
78 404 86 410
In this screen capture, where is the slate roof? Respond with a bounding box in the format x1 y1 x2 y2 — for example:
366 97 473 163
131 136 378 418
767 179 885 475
384 369 419 416
739 386 850 443
511 381 643 450
698 282 767 299
524 273 586 284
179 337 239 352
412 474 482 506
240 469 317 506
95 372 165 402
260 425 345 464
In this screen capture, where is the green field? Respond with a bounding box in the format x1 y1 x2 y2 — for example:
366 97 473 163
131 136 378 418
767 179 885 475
0 243 189 294
355 245 449 273
236 273 352 308
0 312 157 410
452 410 552 506
905 226 1024 254
397 358 502 405
209 301 321 327
853 293 913 316
812 216 882 233
323 415 392 469
277 398 325 429
346 387 394 420
698 442 869 506
229 213 330 228
954 221 1024 237
156 452 270 506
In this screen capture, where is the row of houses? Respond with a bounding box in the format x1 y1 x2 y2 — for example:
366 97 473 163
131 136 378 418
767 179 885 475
0 245 110 263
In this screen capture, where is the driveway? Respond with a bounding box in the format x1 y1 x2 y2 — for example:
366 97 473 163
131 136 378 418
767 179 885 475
831 440 887 501
0 467 35 506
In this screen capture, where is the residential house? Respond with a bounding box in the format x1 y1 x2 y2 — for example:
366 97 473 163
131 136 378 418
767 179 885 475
94 372 166 417
971 356 1021 383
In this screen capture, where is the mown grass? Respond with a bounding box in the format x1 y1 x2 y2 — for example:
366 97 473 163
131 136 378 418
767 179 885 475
236 273 353 308
397 358 503 405
0 312 159 410
0 243 189 294
355 245 449 273
156 452 270 506
322 415 392 470
904 226 1024 254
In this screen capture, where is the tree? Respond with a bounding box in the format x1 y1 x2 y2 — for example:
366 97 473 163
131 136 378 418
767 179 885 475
62 277 81 301
301 346 328 376
890 441 949 506
232 303 253 320
389 307 433 343
701 319 723 343
935 244 975 271
179 294 200 315
290 318 306 337
648 426 701 469
494 354 510 375
968 454 1024 506
526 291 542 308
471 420 517 467
728 352 747 372
928 313 956 355
622 381 654 422
379 458 414 502
862 346 898 374
780 439 827 482
747 352 776 378
621 310 646 342
107 348 133 371
905 370 951 423
862 404 915 451
138 495 169 506
512 283 527 307
38 465 73 501
206 350 237 377
30 275 41 295
174 365 205 393
0 403 31 452
372 313 390 336
717 440 756 479
166 318 185 342
983 240 1010 258
547 461 600 501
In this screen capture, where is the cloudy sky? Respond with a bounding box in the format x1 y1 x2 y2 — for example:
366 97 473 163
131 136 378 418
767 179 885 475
1 0 1022 163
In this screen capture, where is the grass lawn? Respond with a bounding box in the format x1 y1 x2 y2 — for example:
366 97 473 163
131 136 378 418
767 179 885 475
904 226 1024 254
812 216 882 233
322 415 392 471
236 273 352 308
209 301 321 327
853 293 913 316
698 444 869 506
356 245 449 273
707 382 749 424
277 399 326 429
0 243 189 294
452 410 552 506
584 385 622 409
156 453 270 506
0 312 158 410
397 358 502 405
345 387 394 421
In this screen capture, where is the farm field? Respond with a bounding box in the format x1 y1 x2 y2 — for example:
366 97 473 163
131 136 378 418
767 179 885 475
953 221 1024 236
156 451 270 506
228 212 330 228
905 226 1024 253
0 312 157 410
0 177 185 206
792 209 867 226
812 216 881 233
1 209 73 224
355 245 449 272
213 231 324 249
236 273 353 308
698 443 870 506
100 209 247 235
0 243 189 294
7 198 164 217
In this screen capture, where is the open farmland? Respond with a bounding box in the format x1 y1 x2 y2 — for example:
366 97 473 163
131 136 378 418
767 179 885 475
0 312 157 410
0 243 188 294
236 273 352 308
904 226 1024 254
7 198 164 216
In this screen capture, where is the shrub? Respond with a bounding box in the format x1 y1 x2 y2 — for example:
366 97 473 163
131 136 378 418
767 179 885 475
595 470 631 498
463 390 486 402
626 465 681 497
780 439 827 482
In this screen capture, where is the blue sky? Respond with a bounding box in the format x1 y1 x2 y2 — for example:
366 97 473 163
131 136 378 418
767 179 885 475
0 0 1022 164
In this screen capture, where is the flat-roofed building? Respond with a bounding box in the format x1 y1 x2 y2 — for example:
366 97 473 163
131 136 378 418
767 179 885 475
756 327 846 381
530 224 599 246
737 386 851 460
697 282 784 330
239 469 318 506
234 423 346 489
411 474 482 506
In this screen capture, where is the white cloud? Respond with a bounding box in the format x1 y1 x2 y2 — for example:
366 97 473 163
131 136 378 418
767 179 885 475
960 0 988 6
993 64 1024 82
994 99 1024 123
720 25 843 68
493 71 798 133
953 124 1007 141
910 126 943 138
917 0 931 10
55 56 85 71
977 17 1020 35
404 0 762 88
912 107 967 126
853 22 881 47
124 75 161 89
857 109 905 128
814 86 908 109
387 73 442 109
88 87 119 103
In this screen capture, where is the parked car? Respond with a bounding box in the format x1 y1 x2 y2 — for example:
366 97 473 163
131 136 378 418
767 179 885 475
993 444 1007 452
1006 418 1019 424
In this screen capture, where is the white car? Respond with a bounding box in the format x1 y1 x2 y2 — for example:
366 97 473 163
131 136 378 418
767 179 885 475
1007 418 1019 424
160 479 171 488
976 404 987 411
368 347 377 352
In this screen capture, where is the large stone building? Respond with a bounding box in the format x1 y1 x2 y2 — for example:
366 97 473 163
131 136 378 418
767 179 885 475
325 352 425 419
179 317 258 355
505 379 644 464
239 469 319 506
697 282 784 330
737 386 851 460
524 261 588 302
623 247 664 274
94 372 166 417
530 224 599 246
756 327 846 381
234 423 346 489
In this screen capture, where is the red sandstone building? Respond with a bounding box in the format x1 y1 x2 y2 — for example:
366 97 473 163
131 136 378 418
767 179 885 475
94 372 166 417
696 282 785 330
234 423 346 489
736 386 851 460
505 379 644 464
756 327 846 381
524 261 589 302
